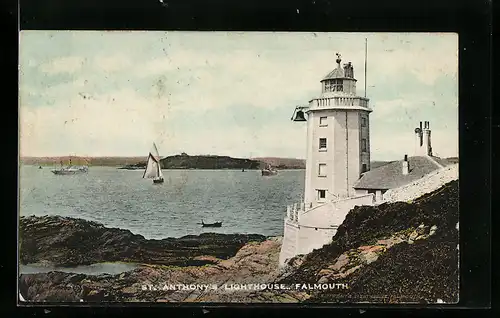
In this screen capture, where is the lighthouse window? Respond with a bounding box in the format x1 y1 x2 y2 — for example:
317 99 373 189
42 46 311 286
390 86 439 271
317 189 326 200
361 117 367 127
331 79 343 92
319 116 328 126
324 82 331 92
361 139 367 152
318 163 327 177
319 138 327 151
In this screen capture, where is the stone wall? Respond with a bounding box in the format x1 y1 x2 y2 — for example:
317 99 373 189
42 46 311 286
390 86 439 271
382 164 458 204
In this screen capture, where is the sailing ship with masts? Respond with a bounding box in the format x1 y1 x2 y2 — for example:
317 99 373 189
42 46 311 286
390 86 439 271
51 156 89 175
143 143 164 184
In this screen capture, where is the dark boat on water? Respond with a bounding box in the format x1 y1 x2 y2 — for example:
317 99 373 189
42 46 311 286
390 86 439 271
200 220 223 228
153 177 164 184
261 163 278 176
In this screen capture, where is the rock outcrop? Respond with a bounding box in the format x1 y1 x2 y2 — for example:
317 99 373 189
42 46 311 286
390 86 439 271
19 215 266 267
19 237 285 302
276 180 459 304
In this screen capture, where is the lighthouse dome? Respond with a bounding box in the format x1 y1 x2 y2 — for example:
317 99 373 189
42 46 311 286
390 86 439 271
320 54 355 82
319 54 357 95
321 67 345 81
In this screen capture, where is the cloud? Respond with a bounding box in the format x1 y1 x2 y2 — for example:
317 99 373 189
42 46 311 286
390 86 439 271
19 85 310 158
370 96 448 120
133 38 458 116
134 49 337 113
47 78 87 96
378 48 457 85
94 54 132 72
19 32 459 159
370 127 458 161
39 56 85 75
20 88 171 156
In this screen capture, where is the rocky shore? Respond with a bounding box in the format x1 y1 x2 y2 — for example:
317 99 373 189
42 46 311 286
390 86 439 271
19 237 288 302
19 180 459 304
20 215 266 267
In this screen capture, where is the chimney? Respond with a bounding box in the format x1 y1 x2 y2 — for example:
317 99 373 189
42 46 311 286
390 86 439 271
402 154 409 175
414 127 420 156
422 121 432 156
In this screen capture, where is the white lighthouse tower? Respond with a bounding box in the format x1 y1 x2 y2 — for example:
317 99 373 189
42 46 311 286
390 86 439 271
302 53 372 202
279 52 376 266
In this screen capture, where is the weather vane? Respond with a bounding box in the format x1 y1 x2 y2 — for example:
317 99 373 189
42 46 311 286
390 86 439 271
335 52 342 65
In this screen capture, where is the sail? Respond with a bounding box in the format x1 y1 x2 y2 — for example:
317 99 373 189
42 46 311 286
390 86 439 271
158 162 164 178
143 153 160 179
152 142 163 178
152 143 161 161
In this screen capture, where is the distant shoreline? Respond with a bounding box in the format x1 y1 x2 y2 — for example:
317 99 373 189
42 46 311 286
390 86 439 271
23 164 306 171
19 155 458 170
20 154 308 170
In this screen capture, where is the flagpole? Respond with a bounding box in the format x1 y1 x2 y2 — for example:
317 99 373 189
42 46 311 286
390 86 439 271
364 38 367 98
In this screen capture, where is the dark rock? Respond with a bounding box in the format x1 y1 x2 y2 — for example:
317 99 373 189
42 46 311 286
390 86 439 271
19 215 266 267
280 180 459 303
19 272 84 302
19 238 283 302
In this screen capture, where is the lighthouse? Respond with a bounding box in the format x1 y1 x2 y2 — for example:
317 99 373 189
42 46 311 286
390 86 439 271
279 49 455 267
280 52 376 266
292 53 373 203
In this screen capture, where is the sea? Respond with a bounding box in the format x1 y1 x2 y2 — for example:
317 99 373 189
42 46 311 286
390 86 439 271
19 165 305 240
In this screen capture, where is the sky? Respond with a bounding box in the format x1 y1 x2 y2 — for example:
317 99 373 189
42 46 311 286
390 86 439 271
19 31 458 161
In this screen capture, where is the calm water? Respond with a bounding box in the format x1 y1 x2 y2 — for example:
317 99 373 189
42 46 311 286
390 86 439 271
19 166 304 239
20 262 140 275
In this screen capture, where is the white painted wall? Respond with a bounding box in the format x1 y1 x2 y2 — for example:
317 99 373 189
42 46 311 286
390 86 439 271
301 194 374 225
303 66 372 203
279 220 299 266
355 189 369 195
279 193 375 266
382 164 458 204
297 226 337 256
304 108 371 202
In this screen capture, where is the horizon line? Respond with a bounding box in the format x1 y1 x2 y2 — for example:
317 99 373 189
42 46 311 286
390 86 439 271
19 154 459 161
19 154 308 160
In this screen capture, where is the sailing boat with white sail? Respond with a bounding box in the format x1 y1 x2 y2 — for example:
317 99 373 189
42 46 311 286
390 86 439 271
143 143 164 184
